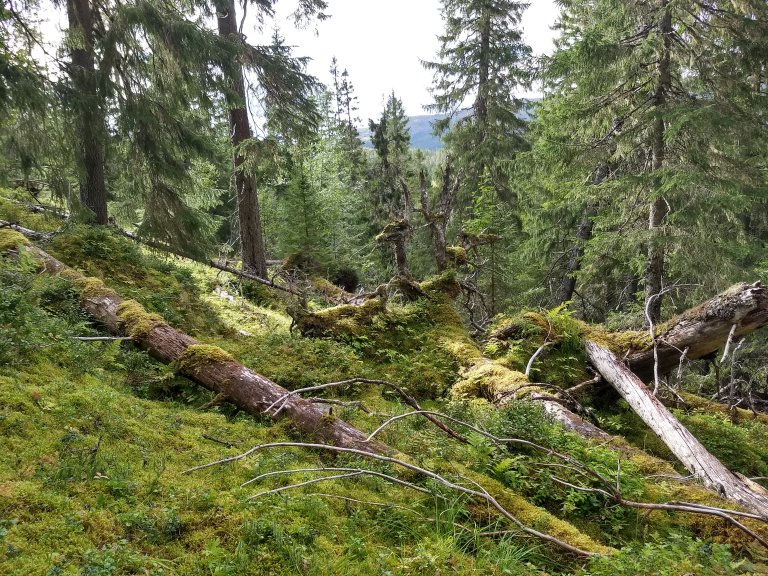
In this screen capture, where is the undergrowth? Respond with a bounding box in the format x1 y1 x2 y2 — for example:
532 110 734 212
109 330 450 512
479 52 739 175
1 197 766 574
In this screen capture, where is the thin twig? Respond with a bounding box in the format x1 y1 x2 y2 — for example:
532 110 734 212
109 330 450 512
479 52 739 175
525 342 555 378
241 466 430 494
184 441 597 557
265 378 468 443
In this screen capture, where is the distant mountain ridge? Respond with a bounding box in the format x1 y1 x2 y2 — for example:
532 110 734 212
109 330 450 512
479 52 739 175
359 102 536 152
358 112 453 152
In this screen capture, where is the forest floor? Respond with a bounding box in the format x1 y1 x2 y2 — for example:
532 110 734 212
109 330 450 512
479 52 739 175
2 190 768 575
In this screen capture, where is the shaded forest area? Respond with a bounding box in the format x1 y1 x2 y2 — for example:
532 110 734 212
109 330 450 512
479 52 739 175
2 0 768 574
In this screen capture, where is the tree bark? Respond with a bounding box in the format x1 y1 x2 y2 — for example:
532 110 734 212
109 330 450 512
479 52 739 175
627 282 768 381
644 3 673 325
586 341 768 517
555 202 596 306
11 241 386 455
66 0 107 225
419 166 456 272
217 0 268 277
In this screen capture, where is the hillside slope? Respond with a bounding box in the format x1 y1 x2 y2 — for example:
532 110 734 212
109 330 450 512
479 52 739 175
1 195 768 575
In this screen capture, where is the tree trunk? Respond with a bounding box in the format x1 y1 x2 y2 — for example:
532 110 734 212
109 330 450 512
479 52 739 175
644 3 672 325
555 202 596 306
11 241 386 455
586 341 768 517
66 0 107 225
419 166 456 272
627 282 768 381
217 0 268 277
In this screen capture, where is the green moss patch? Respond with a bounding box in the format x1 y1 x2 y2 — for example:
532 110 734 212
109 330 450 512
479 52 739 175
72 276 118 299
116 299 166 338
177 344 235 374
0 229 30 252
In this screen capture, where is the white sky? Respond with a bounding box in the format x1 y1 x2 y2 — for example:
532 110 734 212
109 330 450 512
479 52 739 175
34 0 559 125
266 0 560 123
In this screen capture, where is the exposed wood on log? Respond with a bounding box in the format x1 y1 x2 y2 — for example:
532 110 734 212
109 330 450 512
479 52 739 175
0 219 54 242
586 341 768 518
628 282 768 381
4 239 389 455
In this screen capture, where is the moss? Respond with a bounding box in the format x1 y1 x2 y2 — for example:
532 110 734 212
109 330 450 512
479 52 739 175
375 219 409 243
291 298 386 338
455 466 615 556
678 391 768 426
177 344 235 374
116 299 166 338
282 251 321 272
73 276 118 299
0 229 31 252
586 327 653 354
452 361 531 401
309 275 347 299
445 246 468 266
419 269 461 298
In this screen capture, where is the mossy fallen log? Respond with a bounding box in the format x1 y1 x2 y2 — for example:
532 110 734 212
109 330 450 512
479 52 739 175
489 282 768 385
1 237 389 455
625 282 768 381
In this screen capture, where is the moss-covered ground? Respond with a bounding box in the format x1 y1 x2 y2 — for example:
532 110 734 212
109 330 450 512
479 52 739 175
1 193 767 574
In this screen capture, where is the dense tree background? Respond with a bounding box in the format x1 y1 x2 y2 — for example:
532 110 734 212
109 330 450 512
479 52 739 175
0 0 766 326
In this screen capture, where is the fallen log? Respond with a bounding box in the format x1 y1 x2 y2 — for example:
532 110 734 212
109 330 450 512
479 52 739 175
625 282 768 381
0 231 388 455
586 341 768 518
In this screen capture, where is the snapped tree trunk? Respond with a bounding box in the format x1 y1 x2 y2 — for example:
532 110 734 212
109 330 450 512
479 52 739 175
627 282 768 382
8 239 386 455
66 0 107 225
419 166 457 272
586 341 768 517
217 0 268 278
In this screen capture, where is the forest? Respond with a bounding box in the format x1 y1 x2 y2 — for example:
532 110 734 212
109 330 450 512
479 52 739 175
2 0 768 574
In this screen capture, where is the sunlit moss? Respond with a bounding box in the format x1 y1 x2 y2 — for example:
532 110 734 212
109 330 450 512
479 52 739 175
116 299 166 338
452 361 530 401
177 344 235 374
0 229 30 252
73 276 118 299
455 466 615 556
290 298 386 338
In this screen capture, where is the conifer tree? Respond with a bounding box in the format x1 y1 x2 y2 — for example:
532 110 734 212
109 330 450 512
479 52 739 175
211 0 323 276
534 0 768 322
65 0 107 224
368 92 412 222
423 0 532 202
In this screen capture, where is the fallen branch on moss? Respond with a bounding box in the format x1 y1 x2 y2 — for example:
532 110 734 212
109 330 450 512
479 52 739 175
625 282 768 381
0 236 388 455
264 377 469 444
356 408 768 549
184 441 604 557
0 219 54 242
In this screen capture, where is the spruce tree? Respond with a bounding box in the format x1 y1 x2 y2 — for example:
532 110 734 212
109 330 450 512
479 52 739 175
533 0 768 322
65 0 107 224
210 0 323 276
423 0 532 202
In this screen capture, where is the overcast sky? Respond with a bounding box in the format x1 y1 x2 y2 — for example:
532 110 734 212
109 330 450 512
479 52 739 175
267 0 560 123
38 0 559 124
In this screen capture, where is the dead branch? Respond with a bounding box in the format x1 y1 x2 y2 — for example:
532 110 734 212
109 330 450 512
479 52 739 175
184 441 598 557
263 377 469 444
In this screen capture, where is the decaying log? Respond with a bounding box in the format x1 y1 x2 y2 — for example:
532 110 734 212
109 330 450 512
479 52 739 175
627 282 768 381
2 235 388 455
586 341 768 518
